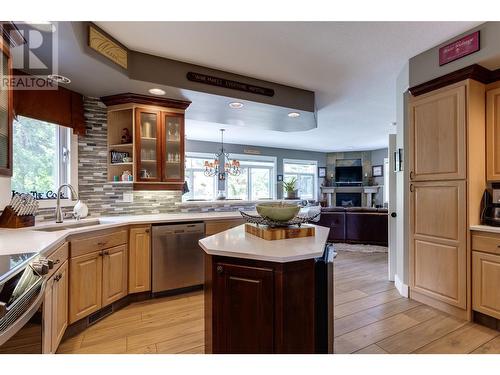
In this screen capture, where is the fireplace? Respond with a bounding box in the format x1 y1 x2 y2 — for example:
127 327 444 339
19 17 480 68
336 192 361 207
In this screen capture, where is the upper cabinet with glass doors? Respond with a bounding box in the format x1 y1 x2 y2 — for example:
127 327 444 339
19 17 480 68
102 93 191 191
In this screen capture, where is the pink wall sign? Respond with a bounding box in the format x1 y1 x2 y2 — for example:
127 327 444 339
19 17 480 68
439 31 480 66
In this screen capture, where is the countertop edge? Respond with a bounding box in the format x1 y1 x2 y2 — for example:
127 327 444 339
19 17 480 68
470 225 500 234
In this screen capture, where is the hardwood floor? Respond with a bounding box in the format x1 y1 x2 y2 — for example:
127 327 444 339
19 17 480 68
57 291 205 354
333 251 500 354
58 250 500 354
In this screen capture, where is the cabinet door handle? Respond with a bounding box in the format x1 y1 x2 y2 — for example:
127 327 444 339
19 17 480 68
145 229 150 234
410 171 415 180
216 265 224 274
97 241 107 247
103 250 110 256
54 259 60 265
99 251 103 256
410 184 414 193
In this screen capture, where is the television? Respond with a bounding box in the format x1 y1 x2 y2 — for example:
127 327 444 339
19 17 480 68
335 166 363 183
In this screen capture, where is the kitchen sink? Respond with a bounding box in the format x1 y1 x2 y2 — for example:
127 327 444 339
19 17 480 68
34 220 102 232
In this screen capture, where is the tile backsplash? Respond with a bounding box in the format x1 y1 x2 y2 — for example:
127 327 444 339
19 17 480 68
36 97 182 221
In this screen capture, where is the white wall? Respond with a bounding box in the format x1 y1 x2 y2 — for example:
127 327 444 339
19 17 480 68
395 62 409 293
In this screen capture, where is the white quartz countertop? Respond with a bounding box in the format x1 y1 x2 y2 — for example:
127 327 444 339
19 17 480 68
0 211 251 257
199 224 329 263
470 225 500 234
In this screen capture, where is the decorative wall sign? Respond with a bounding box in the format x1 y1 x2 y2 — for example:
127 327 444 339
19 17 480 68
277 174 283 182
439 31 480 66
244 149 262 155
89 24 128 69
372 165 383 177
187 72 275 97
12 190 66 200
318 167 327 178
111 150 130 164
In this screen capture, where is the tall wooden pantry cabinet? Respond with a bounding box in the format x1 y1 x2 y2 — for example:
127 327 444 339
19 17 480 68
408 80 486 320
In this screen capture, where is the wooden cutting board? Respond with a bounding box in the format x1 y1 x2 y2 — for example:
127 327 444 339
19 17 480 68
245 223 315 241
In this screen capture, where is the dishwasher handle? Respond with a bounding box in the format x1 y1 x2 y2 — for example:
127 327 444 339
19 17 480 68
152 222 205 236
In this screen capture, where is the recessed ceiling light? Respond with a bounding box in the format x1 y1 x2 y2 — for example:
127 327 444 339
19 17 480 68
47 74 70 84
229 102 244 109
288 112 300 118
149 88 166 95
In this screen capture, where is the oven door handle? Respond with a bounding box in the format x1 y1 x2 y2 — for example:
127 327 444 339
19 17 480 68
0 279 46 347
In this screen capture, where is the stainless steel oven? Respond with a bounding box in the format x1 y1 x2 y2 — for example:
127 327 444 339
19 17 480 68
0 253 50 354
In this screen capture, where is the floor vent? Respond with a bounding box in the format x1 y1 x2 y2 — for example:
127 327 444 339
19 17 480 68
88 305 113 326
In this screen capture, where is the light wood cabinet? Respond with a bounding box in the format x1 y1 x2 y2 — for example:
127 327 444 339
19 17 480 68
129 225 151 294
43 249 69 354
486 88 500 181
51 260 69 352
409 84 466 181
102 245 128 306
408 80 486 320
69 250 103 323
69 229 129 324
473 251 500 319
409 180 467 310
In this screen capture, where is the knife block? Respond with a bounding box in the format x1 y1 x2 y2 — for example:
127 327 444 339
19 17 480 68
0 206 36 228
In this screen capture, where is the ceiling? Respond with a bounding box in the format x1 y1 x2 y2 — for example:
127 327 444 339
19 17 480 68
92 22 481 152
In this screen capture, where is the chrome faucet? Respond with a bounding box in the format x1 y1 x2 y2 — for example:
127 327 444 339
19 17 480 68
55 184 78 223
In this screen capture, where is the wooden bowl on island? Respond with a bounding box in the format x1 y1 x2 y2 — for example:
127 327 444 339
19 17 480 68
256 202 300 222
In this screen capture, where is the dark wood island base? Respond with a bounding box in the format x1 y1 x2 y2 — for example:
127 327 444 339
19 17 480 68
204 254 318 354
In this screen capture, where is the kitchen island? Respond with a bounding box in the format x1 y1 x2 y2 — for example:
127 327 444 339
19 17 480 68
199 224 332 354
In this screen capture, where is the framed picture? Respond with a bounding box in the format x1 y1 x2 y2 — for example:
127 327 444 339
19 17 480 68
372 165 383 177
277 174 283 182
318 167 326 178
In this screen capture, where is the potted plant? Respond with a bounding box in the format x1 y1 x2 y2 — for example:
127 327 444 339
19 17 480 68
282 177 299 199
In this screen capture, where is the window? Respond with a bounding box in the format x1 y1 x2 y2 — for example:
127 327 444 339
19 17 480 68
184 155 217 200
283 159 318 200
12 116 74 200
184 153 276 201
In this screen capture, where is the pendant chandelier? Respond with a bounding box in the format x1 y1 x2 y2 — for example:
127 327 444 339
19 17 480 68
204 129 241 178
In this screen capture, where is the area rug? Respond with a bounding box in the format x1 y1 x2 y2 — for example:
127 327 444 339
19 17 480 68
332 242 388 253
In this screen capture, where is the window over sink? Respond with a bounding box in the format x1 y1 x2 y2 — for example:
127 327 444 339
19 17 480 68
11 116 77 204
184 153 276 201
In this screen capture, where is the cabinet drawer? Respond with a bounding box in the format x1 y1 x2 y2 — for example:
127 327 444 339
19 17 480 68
70 229 128 257
472 251 500 319
205 219 244 236
472 231 500 255
46 242 69 278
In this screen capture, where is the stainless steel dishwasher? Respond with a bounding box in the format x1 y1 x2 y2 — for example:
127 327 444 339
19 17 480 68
152 222 205 294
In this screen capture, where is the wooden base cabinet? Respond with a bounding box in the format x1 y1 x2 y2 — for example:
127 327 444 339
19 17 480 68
205 255 316 354
472 251 500 320
102 245 128 306
69 251 103 323
129 226 151 294
43 259 69 354
69 230 128 324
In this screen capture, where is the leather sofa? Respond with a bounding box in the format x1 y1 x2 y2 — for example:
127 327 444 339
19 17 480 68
317 207 388 246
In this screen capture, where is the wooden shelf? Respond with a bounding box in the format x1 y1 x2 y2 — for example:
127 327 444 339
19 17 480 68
108 181 134 184
165 161 181 164
141 160 157 163
109 162 133 166
141 137 157 141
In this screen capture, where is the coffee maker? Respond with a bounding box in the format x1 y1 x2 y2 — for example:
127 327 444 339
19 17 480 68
481 183 500 227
